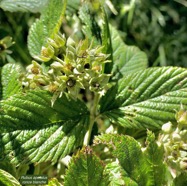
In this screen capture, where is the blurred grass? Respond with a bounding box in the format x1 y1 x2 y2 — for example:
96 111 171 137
108 0 187 67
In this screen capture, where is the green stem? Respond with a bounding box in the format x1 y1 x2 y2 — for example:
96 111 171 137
53 56 64 64
83 93 100 146
34 163 40 175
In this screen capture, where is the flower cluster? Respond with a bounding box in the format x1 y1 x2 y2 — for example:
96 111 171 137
159 107 187 175
22 33 110 105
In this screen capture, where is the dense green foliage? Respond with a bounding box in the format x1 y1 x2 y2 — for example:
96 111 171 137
0 0 187 185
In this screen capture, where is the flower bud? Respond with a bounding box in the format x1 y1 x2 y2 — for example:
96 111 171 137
54 33 66 48
47 38 58 49
176 109 187 126
181 144 187 151
162 122 173 134
67 37 76 47
36 78 48 86
40 44 54 62
51 62 63 70
30 82 37 89
172 133 181 142
47 34 66 49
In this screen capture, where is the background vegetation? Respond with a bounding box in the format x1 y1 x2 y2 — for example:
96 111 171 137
1 0 187 67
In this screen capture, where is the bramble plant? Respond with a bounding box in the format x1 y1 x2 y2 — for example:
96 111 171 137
0 0 187 185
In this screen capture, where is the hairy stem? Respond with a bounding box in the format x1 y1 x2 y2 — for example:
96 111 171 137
83 93 100 146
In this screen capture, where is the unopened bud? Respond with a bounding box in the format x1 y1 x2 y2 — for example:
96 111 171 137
172 133 181 142
162 122 173 134
176 109 187 126
40 45 54 62
51 62 63 70
54 33 66 48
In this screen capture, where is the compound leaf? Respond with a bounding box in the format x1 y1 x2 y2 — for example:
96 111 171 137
0 90 89 164
94 134 149 186
1 63 23 100
28 0 67 60
110 25 148 80
0 169 21 186
100 67 187 129
64 146 109 186
0 0 48 12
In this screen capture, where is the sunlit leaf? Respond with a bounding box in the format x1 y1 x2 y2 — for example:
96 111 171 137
0 90 89 164
100 67 187 129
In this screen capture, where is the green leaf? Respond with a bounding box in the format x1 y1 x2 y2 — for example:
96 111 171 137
28 0 67 60
1 63 23 100
0 90 89 164
94 134 149 186
100 67 187 129
64 146 109 186
0 161 17 180
0 0 48 13
0 169 21 186
0 90 88 131
104 161 138 186
173 172 187 186
144 131 167 186
110 25 148 80
0 117 89 165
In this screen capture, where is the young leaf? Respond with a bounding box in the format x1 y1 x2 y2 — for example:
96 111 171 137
28 0 67 60
94 134 149 186
0 90 89 164
64 146 109 186
0 0 48 13
100 67 187 129
0 169 21 186
143 131 167 186
110 25 148 80
1 63 23 99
